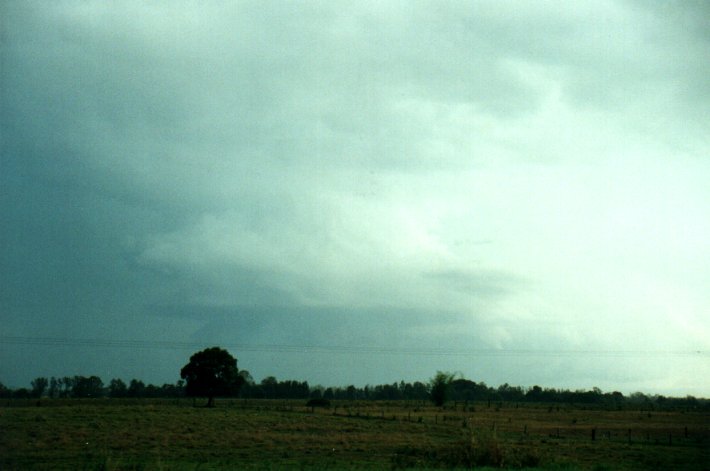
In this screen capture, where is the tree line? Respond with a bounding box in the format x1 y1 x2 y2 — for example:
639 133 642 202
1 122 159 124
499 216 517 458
0 376 185 399
2 346 706 409
1 374 705 409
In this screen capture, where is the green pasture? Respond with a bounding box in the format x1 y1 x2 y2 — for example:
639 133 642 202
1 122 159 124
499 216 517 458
1 399 707 470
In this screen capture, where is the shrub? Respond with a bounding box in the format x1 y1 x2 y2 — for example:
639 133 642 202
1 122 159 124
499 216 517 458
306 398 331 408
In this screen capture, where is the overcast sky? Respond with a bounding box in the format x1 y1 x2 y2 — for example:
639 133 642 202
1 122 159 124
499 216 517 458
2 1 709 396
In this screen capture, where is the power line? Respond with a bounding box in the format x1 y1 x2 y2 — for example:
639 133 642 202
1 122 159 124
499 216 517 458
1 336 706 358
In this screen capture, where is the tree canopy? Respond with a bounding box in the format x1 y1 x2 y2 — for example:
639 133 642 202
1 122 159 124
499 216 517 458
429 371 456 407
180 347 243 407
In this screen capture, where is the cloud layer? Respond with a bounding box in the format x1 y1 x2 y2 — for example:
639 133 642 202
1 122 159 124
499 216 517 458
2 1 709 395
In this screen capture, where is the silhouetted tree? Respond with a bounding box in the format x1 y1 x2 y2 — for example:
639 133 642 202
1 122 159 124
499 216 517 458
310 386 323 400
59 377 74 398
159 381 185 397
31 377 48 398
430 371 456 407
127 379 146 398
526 385 543 402
180 347 243 407
144 384 160 397
239 370 254 386
497 383 525 402
13 387 31 399
345 385 357 400
48 377 60 398
450 378 482 401
260 376 278 398
109 378 128 398
71 376 104 398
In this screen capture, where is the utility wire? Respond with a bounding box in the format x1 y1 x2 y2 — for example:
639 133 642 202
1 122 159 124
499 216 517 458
1 336 706 358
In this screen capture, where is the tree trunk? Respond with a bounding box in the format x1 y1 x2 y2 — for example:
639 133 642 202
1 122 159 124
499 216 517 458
207 396 215 408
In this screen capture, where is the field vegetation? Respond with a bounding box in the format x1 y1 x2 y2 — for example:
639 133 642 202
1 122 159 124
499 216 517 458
3 351 707 469
1 397 707 470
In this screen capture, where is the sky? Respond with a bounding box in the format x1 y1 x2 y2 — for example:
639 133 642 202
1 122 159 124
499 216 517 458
1 1 709 396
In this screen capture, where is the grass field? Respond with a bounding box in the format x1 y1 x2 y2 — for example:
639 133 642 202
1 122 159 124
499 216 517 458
1 399 708 470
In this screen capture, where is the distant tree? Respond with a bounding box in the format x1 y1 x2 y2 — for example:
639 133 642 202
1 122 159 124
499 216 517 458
409 381 430 400
684 395 698 407
144 384 160 397
237 370 255 397
260 376 278 398
604 390 624 406
429 371 456 407
497 383 525 402
526 385 543 402
127 379 146 398
345 385 357 400
13 387 31 399
59 377 74 398
309 386 323 400
628 392 649 404
239 370 254 386
48 377 59 398
159 381 185 398
180 347 244 407
31 377 48 398
277 379 309 399
450 378 479 401
109 378 128 398
72 376 104 398
0 382 11 398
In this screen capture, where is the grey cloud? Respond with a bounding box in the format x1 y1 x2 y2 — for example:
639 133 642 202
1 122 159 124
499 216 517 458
150 303 487 351
2 1 709 394
423 269 525 298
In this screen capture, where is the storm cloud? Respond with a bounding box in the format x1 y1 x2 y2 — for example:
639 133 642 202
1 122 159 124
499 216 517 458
2 1 709 395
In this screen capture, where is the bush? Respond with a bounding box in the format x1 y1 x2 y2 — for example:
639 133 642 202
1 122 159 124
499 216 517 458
306 398 331 408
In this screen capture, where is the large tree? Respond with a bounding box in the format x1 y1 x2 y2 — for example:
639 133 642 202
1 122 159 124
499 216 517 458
180 347 243 407
429 371 456 407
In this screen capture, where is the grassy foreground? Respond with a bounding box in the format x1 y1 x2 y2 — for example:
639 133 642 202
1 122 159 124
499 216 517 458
1 399 707 470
